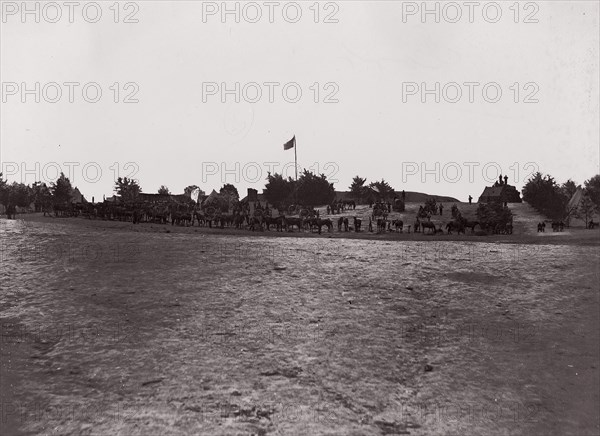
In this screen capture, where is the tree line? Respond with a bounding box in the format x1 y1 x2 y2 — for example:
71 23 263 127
522 172 600 225
0 172 73 211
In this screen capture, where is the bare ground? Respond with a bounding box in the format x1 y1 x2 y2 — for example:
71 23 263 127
1 203 599 435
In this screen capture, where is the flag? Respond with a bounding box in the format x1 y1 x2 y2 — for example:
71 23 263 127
283 135 295 150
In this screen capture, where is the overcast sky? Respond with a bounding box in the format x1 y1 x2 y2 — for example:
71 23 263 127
1 1 598 202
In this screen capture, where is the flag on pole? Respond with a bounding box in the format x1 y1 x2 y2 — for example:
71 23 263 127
283 135 295 150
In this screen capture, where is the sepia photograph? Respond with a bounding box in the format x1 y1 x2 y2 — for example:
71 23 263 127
1 1 599 435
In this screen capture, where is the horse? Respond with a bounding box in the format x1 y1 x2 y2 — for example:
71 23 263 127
376 218 387 233
264 216 285 232
309 218 333 234
446 221 465 235
285 217 304 232
248 216 263 231
193 211 207 227
391 219 403 232
233 214 245 229
462 220 479 233
337 216 344 231
420 221 438 234
353 217 362 232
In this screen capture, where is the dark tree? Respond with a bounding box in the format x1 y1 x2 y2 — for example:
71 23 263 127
220 183 239 201
158 185 171 195
561 179 578 199
584 175 600 212
369 179 395 201
522 172 568 219
476 202 513 230
349 176 367 202
9 182 32 208
264 173 296 209
31 182 52 211
0 172 8 205
114 177 141 202
52 173 74 204
296 169 336 207
576 195 596 228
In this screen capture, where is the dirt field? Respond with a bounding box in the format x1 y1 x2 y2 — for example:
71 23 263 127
1 203 599 435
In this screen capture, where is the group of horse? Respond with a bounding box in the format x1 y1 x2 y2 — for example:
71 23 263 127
23 200 516 236
327 200 356 214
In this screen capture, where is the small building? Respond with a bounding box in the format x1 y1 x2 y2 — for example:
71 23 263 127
138 193 170 203
70 187 87 204
478 184 522 204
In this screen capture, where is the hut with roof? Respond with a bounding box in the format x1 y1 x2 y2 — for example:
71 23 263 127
478 175 522 204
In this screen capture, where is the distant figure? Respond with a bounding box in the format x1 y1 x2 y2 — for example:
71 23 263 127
504 175 508 186
6 204 16 219
439 204 443 215
402 190 406 202
326 205 330 215
468 195 472 205
498 174 503 186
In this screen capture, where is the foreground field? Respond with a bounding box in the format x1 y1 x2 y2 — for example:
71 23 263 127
1 212 599 435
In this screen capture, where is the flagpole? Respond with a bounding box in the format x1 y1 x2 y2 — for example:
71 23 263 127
294 136 298 183
294 136 298 206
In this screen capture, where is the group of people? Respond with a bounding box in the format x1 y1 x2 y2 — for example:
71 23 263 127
417 204 444 219
371 201 392 214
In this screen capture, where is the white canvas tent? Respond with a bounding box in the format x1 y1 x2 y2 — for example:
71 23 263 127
567 187 584 211
566 187 597 227
202 190 221 206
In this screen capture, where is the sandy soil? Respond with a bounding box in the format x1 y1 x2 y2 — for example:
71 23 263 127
1 203 599 435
